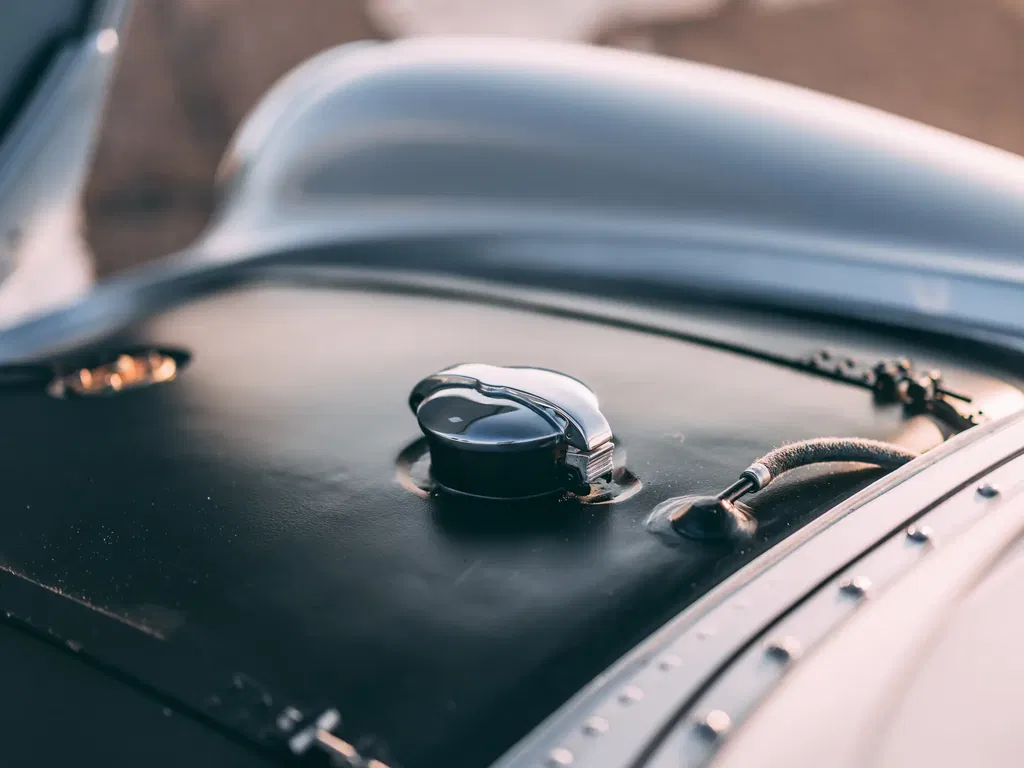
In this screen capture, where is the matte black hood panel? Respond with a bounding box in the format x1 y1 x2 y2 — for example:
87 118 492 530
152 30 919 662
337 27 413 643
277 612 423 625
2 280 1013 766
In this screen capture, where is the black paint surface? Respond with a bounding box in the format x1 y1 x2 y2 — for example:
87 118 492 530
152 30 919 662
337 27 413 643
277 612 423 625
0 622 273 768
0 283 1016 767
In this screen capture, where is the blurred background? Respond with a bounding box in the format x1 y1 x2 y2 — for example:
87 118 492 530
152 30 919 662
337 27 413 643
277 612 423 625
84 0 1024 276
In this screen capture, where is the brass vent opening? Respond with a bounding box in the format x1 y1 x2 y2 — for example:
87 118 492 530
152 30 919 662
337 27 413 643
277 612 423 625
47 350 183 398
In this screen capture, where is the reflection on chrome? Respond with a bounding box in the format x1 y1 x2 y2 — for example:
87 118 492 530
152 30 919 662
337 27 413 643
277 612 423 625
48 351 178 398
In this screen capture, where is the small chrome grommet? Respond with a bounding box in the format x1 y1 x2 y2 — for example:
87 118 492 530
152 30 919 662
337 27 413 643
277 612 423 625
658 654 682 671
764 636 802 663
906 524 934 543
977 483 1000 499
696 709 732 740
582 716 609 736
546 747 574 767
839 576 872 598
618 686 644 705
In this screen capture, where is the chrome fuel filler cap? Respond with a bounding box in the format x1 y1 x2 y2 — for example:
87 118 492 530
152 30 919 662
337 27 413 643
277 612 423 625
409 364 615 499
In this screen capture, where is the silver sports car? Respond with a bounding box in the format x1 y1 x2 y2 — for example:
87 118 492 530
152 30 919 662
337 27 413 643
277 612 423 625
1 4 1023 768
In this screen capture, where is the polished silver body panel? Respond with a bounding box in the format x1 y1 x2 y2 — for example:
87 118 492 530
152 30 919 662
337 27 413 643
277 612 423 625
4 37 1024 362
0 0 127 326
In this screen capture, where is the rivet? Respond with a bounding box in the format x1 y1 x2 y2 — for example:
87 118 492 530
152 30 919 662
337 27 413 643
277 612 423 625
696 626 716 640
658 654 682 670
696 709 732 739
276 706 303 732
546 747 574 767
582 716 609 736
977 483 1000 499
619 686 645 705
906 524 934 543
839 576 872 597
764 636 802 663
96 28 119 54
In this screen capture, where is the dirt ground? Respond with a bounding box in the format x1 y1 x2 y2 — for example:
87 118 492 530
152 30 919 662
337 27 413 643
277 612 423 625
83 0 1024 275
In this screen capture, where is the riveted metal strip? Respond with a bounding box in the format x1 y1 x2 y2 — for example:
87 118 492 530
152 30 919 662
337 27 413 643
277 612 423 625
493 411 1024 768
644 451 1024 768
